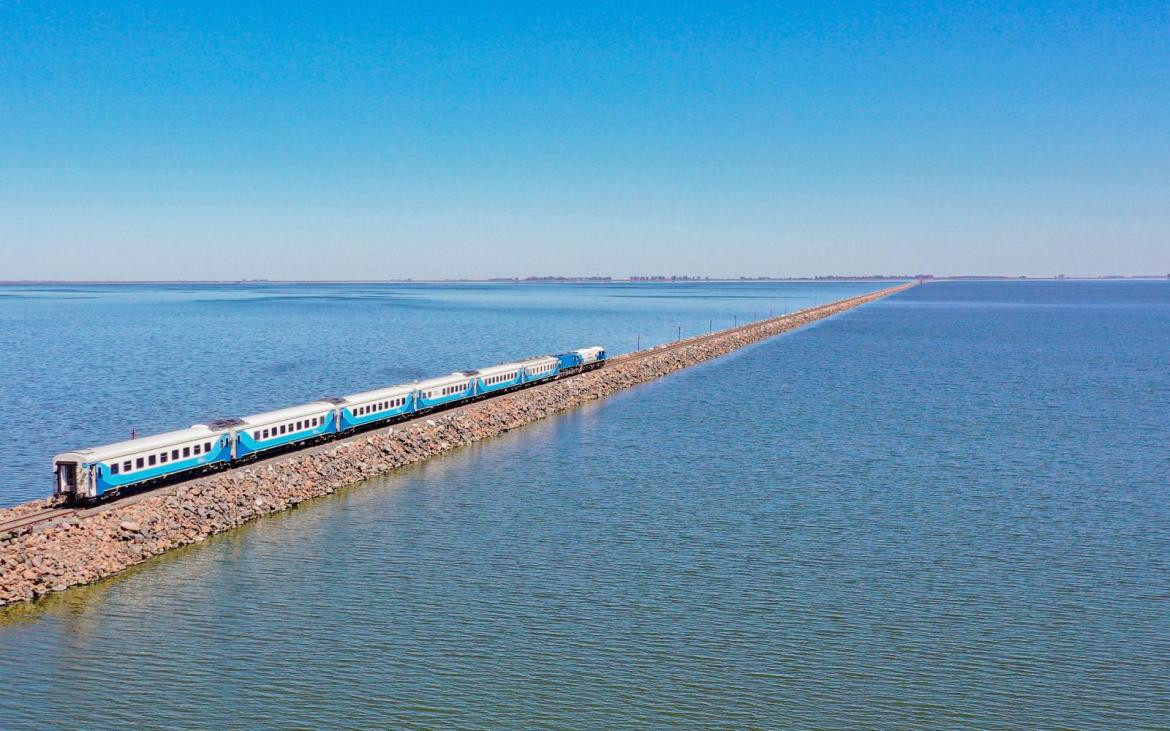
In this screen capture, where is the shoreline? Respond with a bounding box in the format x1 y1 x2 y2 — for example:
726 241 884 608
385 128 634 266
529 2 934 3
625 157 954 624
0 282 913 606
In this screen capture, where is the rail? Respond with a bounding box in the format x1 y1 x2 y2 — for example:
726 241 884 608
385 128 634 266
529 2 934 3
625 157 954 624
0 282 913 538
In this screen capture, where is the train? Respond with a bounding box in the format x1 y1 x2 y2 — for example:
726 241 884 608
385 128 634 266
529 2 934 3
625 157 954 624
52 346 607 500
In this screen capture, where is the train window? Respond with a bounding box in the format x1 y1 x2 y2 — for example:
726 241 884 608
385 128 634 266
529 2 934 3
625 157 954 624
123 461 131 472
172 449 179 460
183 447 191 458
253 431 260 439
149 455 157 466
160 453 169 464
204 442 211 452
111 463 120 475
194 444 202 455
137 457 145 468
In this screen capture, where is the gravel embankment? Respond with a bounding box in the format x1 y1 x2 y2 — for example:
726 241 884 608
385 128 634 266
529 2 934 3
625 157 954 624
0 283 912 605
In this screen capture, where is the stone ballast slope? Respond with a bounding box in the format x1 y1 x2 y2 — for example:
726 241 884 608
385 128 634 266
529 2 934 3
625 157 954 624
0 283 912 605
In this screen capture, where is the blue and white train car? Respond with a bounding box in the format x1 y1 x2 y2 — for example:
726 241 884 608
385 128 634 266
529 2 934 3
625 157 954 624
413 372 475 410
556 346 606 373
474 362 524 395
519 356 560 384
53 425 233 499
338 384 415 431
233 402 337 459
51 343 608 500
575 346 606 368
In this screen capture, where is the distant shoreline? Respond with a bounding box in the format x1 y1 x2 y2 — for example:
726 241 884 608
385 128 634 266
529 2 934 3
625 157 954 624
1 275 1166 285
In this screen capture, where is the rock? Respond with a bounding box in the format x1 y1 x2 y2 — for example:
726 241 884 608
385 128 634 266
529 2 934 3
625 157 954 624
0 285 911 607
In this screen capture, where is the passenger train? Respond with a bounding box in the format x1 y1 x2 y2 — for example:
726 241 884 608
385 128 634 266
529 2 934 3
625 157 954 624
52 346 607 500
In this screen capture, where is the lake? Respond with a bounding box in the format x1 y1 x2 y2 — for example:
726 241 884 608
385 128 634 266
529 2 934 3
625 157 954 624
0 280 1167 729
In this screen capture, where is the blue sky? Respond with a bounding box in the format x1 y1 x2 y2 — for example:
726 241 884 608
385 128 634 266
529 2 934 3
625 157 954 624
1 1 1167 279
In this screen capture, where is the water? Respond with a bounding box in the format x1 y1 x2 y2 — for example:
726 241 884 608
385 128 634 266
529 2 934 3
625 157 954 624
0 280 879 506
2 280 1168 729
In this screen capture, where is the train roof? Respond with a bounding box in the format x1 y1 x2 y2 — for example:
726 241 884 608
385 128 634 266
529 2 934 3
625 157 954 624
518 355 558 367
53 424 221 464
237 401 336 427
475 362 525 377
575 345 605 355
414 372 472 390
340 383 416 404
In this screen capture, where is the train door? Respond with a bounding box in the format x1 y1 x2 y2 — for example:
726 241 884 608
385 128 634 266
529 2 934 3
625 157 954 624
55 462 77 496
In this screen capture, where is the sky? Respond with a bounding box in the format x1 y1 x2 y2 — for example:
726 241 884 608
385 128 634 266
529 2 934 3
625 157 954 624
1 1 1167 279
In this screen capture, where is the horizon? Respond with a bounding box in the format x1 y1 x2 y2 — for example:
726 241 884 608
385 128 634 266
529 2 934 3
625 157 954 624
2 3 1168 279
3 273 1169 286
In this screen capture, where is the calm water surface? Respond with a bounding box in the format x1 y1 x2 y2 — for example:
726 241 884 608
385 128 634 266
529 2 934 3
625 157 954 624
1 281 1168 729
0 281 877 506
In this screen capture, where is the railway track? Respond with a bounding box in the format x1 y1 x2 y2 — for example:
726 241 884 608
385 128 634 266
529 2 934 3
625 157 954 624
0 507 78 536
613 282 911 365
0 282 912 539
